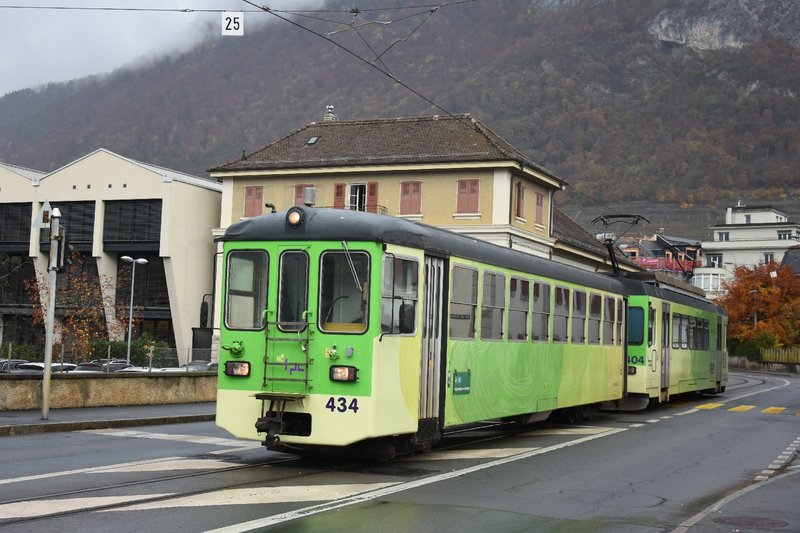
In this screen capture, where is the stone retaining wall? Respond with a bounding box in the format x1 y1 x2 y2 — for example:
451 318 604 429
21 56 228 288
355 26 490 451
0 373 217 411
728 356 800 374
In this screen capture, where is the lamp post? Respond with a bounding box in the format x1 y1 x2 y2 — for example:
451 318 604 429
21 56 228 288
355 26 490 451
121 256 148 364
749 289 758 330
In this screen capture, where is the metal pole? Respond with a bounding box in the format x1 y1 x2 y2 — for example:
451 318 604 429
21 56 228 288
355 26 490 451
41 213 60 420
126 261 136 365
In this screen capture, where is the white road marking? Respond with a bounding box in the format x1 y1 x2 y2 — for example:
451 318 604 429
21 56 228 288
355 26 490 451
83 429 259 448
672 468 800 533
399 447 539 461
104 483 398 511
0 494 173 519
0 457 185 485
106 458 242 472
527 426 612 436
205 427 627 532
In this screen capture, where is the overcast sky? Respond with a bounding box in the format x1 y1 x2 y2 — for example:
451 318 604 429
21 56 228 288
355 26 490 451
0 1 289 97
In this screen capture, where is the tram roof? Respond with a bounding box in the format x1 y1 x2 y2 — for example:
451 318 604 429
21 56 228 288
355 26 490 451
221 207 625 292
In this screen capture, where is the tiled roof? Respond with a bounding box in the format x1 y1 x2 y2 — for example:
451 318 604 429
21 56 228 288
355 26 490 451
553 207 635 266
781 245 800 274
210 114 561 183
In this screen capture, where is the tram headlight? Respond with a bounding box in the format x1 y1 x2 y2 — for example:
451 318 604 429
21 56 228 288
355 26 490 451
627 365 637 375
286 207 305 227
330 365 358 382
224 361 251 377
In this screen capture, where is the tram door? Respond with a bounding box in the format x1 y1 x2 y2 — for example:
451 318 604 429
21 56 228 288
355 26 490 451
661 304 671 390
419 255 445 421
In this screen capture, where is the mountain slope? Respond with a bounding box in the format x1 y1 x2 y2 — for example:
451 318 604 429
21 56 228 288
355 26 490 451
0 0 798 210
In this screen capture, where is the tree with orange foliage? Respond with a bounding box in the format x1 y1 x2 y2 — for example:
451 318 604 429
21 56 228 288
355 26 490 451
716 263 800 357
27 251 130 362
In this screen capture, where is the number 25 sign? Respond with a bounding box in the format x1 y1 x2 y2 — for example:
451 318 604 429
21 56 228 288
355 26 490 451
222 12 244 36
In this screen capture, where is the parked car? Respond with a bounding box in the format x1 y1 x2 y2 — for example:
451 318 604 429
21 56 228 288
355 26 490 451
0 359 29 372
13 362 77 373
71 359 132 373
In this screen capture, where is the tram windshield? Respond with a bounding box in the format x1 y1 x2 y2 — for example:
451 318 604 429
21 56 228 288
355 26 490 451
225 250 268 330
319 250 370 333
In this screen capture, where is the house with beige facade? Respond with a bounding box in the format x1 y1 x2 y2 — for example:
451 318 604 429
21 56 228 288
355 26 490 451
0 149 221 362
210 112 629 269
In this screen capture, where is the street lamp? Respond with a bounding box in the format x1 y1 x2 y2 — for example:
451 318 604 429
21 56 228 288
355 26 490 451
121 256 148 364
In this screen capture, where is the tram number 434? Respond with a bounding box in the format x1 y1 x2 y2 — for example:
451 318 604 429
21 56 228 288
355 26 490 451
326 396 359 413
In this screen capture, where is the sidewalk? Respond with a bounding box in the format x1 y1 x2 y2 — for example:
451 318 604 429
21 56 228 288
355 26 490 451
0 402 216 437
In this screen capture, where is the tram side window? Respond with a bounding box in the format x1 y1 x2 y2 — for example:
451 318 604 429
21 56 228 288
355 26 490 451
481 271 505 340
571 290 586 343
688 316 696 349
588 294 602 344
508 277 529 341
616 299 624 345
278 251 309 331
319 250 370 333
648 306 656 347
381 255 419 334
628 306 645 345
553 286 570 342
532 282 551 342
450 266 478 339
602 296 614 345
672 314 690 349
225 250 268 330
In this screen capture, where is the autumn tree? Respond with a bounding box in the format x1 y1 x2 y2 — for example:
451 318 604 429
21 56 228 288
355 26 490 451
27 251 132 362
716 263 800 357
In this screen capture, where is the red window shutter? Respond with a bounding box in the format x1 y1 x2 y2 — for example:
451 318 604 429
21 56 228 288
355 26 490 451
458 179 479 213
400 182 410 214
410 181 421 214
334 183 345 209
294 185 304 206
244 186 263 217
535 192 544 224
515 182 525 218
457 180 467 213
367 182 378 213
400 181 421 215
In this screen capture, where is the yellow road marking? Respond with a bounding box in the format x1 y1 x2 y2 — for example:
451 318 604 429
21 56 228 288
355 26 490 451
728 405 755 412
696 403 725 410
761 407 787 414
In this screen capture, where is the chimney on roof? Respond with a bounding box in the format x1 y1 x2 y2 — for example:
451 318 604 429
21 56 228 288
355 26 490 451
323 105 337 122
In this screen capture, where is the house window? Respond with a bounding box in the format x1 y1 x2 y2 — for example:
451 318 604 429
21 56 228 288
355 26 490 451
400 181 422 215
706 254 723 268
777 230 791 240
294 184 314 206
335 182 378 213
514 182 525 219
717 232 729 242
456 179 479 213
535 192 544 225
244 186 263 217
764 252 774 264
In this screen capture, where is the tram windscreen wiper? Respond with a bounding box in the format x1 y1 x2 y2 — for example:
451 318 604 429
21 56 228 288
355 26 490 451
341 240 363 292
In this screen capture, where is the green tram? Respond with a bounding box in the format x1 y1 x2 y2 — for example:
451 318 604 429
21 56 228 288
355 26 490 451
620 274 728 408
215 207 723 455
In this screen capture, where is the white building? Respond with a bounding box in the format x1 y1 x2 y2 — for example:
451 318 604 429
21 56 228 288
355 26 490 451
693 201 800 296
0 149 221 362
